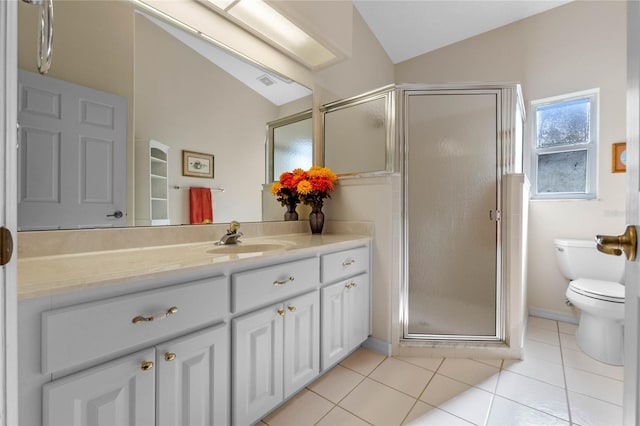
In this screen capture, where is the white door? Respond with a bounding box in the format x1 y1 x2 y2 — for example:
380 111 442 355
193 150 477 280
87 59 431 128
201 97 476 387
0 2 18 425
321 281 348 370
283 291 319 398
348 273 370 348
624 2 640 423
156 323 229 426
232 305 283 426
17 69 127 230
42 349 156 426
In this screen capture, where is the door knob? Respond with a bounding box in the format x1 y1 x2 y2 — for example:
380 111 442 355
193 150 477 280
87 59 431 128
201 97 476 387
106 210 123 219
596 225 637 261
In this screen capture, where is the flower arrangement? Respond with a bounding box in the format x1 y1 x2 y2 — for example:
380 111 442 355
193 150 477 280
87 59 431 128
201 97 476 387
271 166 338 230
270 168 306 207
271 166 338 207
296 166 338 208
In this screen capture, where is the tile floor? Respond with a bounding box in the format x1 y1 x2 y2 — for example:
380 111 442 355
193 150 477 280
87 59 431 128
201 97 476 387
260 316 624 426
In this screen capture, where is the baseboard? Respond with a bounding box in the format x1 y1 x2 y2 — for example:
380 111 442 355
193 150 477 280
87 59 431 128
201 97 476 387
528 307 579 324
362 336 392 356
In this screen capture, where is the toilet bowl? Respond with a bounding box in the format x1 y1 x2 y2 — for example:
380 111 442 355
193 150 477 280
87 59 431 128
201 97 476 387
554 239 625 365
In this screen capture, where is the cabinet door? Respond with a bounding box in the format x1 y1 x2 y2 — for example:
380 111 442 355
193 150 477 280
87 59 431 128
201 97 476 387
233 304 284 426
347 273 370 350
283 291 319 398
156 323 229 426
43 349 155 426
321 282 349 371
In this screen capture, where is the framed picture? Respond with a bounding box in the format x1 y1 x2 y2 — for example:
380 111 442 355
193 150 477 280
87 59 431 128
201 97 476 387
612 142 627 173
182 150 214 178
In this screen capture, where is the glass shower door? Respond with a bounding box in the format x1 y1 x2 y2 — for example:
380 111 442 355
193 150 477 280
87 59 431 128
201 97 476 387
403 90 501 340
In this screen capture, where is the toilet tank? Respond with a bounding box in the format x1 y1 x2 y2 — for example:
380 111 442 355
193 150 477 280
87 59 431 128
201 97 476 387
554 238 625 283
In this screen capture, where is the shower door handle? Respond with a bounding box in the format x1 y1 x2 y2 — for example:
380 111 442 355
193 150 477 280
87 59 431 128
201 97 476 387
596 225 637 261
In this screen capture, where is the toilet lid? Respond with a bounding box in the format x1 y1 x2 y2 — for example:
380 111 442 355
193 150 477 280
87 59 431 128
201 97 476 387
569 279 625 303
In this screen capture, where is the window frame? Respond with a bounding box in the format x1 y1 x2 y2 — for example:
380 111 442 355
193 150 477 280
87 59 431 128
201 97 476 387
530 89 599 200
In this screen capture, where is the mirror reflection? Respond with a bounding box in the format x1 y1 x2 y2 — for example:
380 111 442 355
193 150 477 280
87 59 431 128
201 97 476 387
17 0 312 231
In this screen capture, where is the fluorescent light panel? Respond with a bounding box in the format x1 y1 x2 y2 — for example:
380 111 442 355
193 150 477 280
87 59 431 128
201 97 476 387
206 0 336 68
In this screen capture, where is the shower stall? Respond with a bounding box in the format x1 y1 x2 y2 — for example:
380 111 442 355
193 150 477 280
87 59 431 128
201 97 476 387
321 83 528 354
399 84 526 345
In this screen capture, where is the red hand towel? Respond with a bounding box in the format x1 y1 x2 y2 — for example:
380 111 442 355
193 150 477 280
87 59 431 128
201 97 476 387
189 187 213 224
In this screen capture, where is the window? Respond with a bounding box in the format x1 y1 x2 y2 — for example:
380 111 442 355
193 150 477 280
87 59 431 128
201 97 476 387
531 89 598 200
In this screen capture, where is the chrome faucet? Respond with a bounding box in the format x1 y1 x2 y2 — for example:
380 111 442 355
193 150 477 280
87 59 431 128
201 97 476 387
217 221 243 245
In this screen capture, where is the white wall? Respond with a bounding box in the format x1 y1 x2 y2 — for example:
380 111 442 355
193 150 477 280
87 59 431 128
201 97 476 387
395 1 627 321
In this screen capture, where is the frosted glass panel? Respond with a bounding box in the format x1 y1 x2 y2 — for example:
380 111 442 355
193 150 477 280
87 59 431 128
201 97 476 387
406 93 498 337
324 96 387 174
536 98 590 147
273 117 312 178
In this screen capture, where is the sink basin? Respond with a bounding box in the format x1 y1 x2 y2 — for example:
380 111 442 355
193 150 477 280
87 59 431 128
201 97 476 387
207 243 286 255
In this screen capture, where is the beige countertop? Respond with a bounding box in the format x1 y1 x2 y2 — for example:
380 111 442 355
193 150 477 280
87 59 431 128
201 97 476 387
18 233 372 300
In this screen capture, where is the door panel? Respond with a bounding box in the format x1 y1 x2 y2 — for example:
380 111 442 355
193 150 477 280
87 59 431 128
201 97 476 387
156 324 229 426
321 282 348 370
233 305 283 426
283 291 319 398
405 91 499 338
17 69 127 230
42 349 155 426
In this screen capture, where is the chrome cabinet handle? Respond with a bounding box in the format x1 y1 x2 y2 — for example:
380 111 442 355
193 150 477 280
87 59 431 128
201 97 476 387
273 276 294 286
342 259 355 266
132 306 178 324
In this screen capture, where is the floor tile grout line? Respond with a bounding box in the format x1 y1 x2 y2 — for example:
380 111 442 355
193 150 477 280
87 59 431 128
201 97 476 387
557 320 574 426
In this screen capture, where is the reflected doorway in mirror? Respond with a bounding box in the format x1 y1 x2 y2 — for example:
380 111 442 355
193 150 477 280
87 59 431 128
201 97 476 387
182 150 214 178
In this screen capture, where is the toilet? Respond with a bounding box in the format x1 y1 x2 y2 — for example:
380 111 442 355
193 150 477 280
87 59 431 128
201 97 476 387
554 238 625 365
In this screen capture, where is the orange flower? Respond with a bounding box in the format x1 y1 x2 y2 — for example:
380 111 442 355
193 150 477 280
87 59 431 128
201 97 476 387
297 180 313 195
271 182 283 195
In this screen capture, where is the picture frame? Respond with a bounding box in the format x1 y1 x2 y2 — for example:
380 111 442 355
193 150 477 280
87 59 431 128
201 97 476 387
612 142 627 173
182 150 214 178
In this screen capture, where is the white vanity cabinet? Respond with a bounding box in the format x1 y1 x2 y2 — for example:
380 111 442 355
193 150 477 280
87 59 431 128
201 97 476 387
19 237 372 426
232 289 320 425
320 246 371 370
35 275 230 426
43 324 229 426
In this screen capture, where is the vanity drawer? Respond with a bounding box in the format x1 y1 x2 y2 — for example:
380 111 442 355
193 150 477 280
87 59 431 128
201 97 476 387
232 257 319 313
321 246 369 283
42 276 229 374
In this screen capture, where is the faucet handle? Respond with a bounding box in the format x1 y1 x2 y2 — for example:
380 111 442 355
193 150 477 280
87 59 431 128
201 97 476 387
228 221 240 234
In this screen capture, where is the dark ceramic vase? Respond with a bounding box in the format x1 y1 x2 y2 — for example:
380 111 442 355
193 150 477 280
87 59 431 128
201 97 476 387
309 201 324 234
284 202 299 221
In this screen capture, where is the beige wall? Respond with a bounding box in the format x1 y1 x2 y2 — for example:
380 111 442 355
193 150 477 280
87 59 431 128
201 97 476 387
315 7 396 347
135 14 277 224
396 1 627 321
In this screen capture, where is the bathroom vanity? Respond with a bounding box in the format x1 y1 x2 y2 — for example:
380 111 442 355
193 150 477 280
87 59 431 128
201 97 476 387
17 228 371 425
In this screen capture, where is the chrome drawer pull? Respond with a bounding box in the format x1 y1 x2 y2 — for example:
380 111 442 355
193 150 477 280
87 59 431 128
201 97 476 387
273 276 295 286
132 306 178 324
342 259 355 266
345 282 358 289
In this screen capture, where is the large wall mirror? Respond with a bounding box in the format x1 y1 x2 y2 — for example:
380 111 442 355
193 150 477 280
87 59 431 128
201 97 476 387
17 0 313 231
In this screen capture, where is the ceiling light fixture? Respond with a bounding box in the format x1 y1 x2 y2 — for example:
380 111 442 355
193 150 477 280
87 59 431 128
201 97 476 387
203 0 337 69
